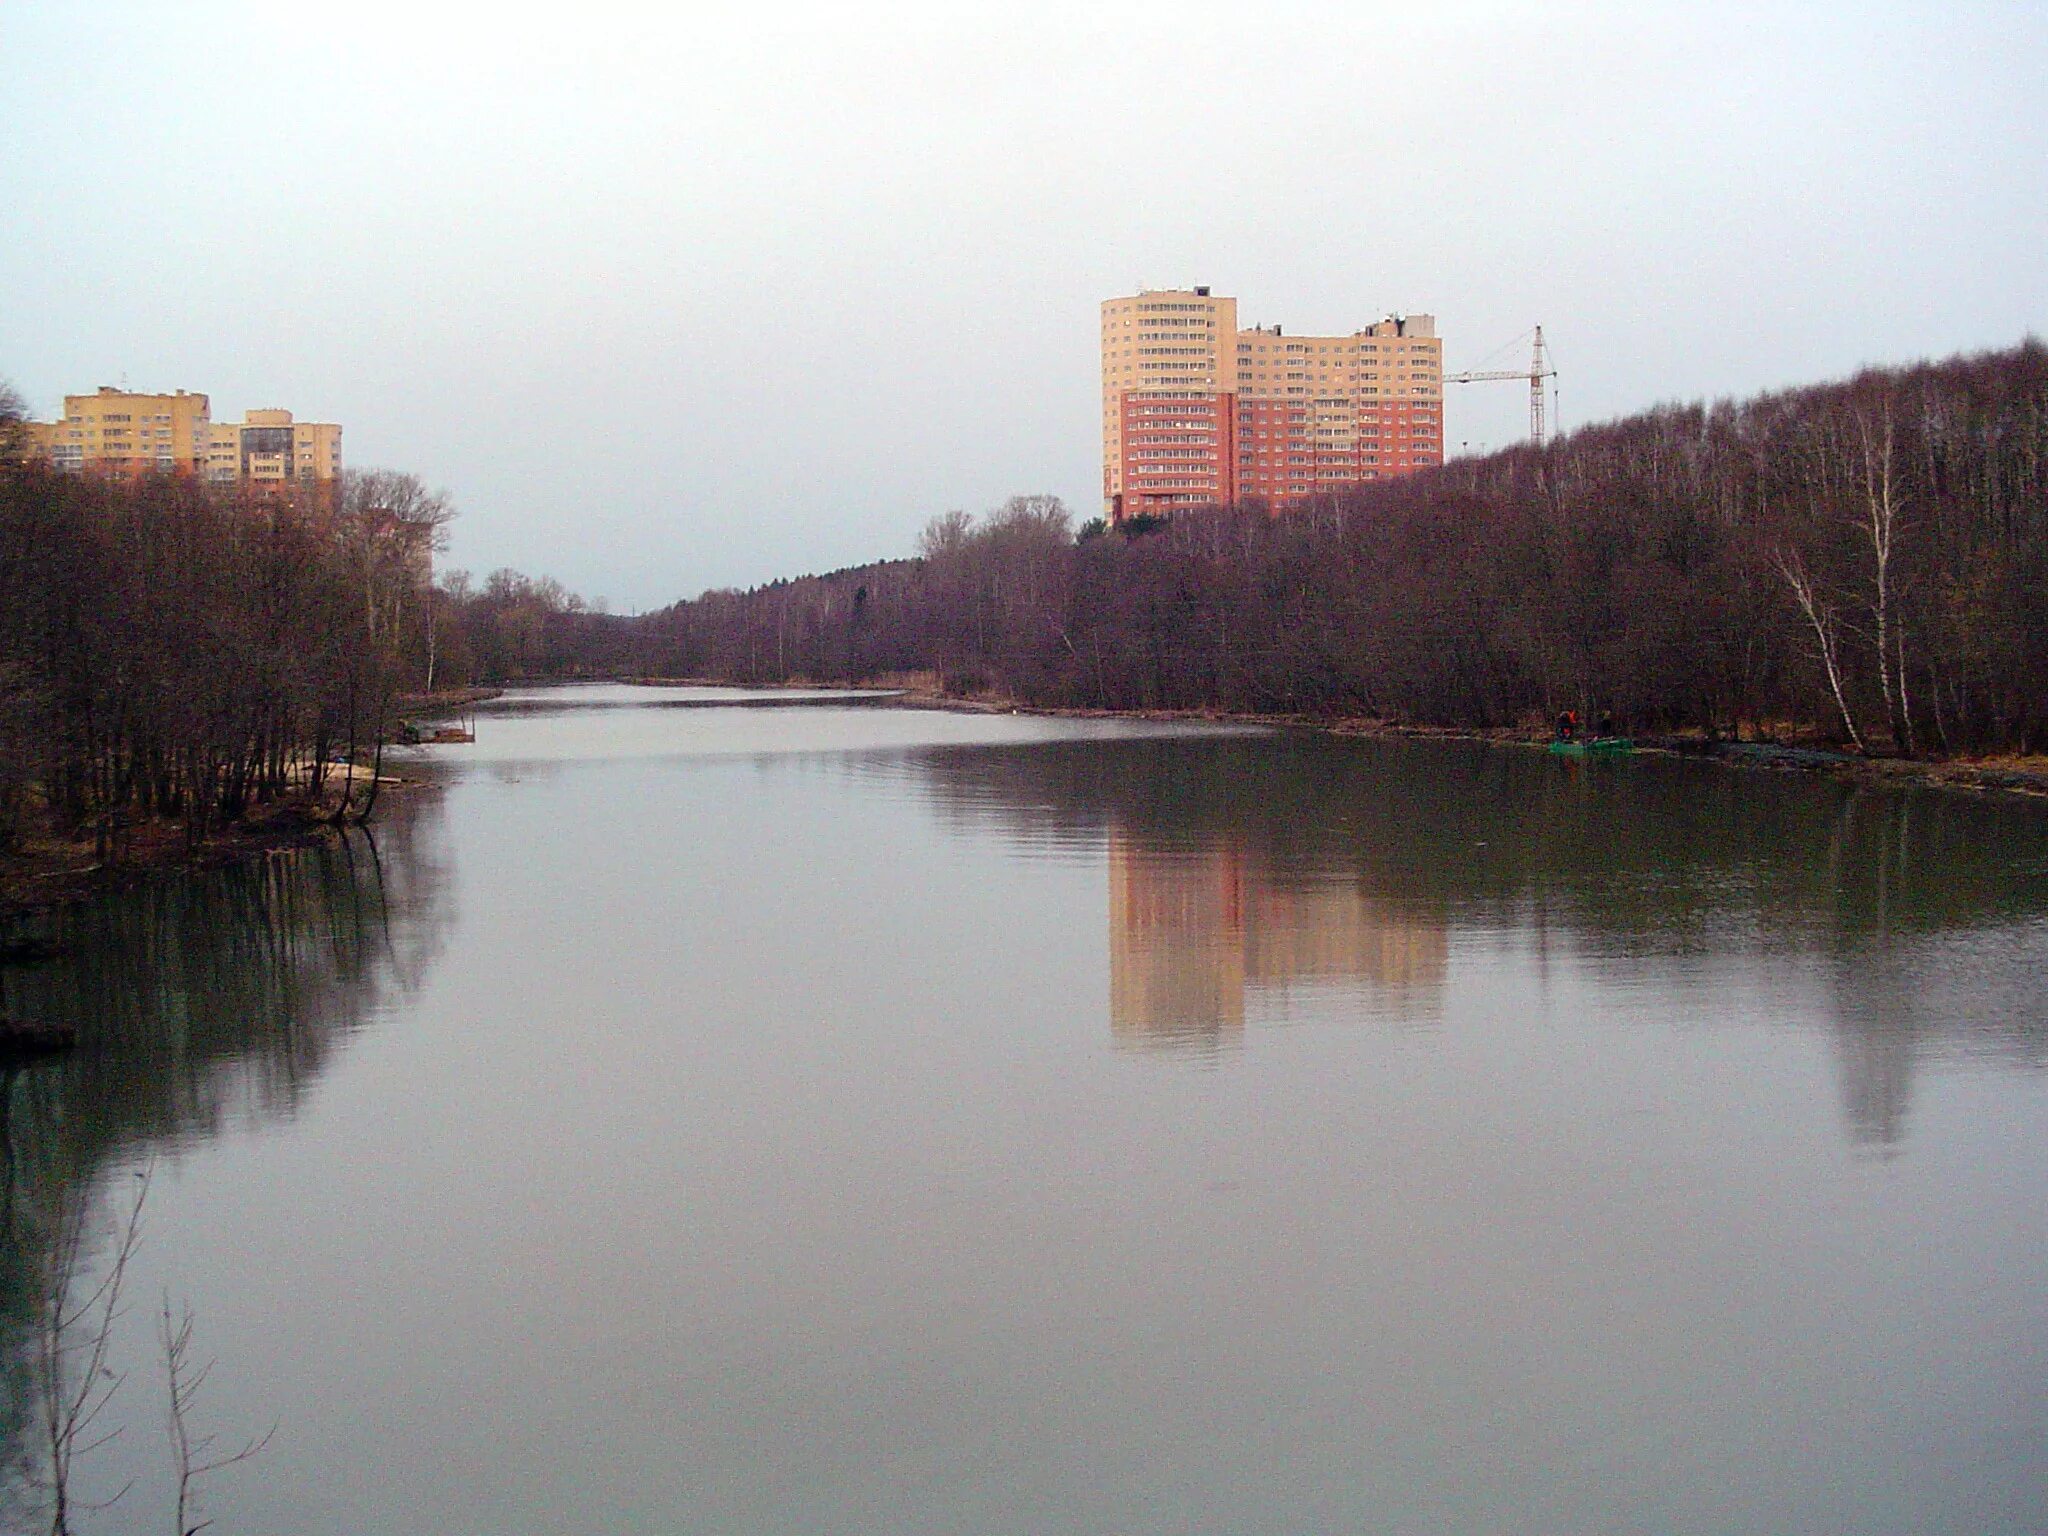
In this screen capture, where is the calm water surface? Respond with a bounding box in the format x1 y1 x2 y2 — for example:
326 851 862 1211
4 685 2046 1533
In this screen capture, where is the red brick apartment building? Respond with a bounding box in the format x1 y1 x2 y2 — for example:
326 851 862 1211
1101 287 1443 522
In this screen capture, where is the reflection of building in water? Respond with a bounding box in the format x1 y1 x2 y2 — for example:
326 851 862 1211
1107 830 1446 1050
1110 834 1249 1049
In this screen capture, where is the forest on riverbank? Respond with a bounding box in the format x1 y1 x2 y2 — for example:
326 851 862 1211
630 340 2048 756
0 390 453 863
6 338 2044 877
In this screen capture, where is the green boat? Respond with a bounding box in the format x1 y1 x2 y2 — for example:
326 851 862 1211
1550 736 1635 756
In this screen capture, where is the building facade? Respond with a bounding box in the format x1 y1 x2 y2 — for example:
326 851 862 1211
206 409 343 489
23 388 214 477
18 387 342 493
1101 288 1442 521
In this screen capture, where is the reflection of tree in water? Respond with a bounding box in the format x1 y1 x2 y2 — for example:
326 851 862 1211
0 798 451 1511
1828 947 1920 1152
1803 786 2048 1150
897 733 2048 1130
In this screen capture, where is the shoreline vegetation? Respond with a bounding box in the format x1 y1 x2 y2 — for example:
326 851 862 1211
6 340 2045 920
482 342 2047 767
0 688 499 923
645 671 2048 799
1 374 480 925
597 341 2046 799
614 344 2046 757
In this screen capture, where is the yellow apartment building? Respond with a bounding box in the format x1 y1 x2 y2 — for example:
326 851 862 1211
1101 288 1443 521
207 409 344 490
17 387 342 493
25 387 214 477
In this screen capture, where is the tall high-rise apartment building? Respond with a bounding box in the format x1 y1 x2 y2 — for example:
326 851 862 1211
1101 288 1443 521
18 387 342 493
1100 287 1240 515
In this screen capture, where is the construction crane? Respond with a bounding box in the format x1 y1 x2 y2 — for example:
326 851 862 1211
1445 326 1557 447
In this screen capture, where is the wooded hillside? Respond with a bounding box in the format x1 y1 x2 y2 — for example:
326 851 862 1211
637 341 2048 753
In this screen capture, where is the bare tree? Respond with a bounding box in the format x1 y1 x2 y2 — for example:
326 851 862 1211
0 380 27 459
1855 408 1912 752
1774 546 1867 751
30 1171 149 1534
159 1298 275 1536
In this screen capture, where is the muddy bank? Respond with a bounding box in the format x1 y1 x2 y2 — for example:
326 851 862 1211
0 688 497 926
1691 740 2048 797
0 782 424 929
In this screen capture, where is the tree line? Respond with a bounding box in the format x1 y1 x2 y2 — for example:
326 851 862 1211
7 336 2043 864
624 340 2048 755
0 388 453 856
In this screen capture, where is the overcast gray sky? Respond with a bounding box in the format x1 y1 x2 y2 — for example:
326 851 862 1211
3 2 2042 610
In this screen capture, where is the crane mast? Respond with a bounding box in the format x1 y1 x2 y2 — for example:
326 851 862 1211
1445 326 1558 447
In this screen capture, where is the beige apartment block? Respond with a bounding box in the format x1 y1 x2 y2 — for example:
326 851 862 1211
29 387 214 477
16 387 342 495
1235 313 1442 507
1102 288 1443 521
207 409 343 490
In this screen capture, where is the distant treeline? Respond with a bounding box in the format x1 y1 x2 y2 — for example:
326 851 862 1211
0 388 453 853
617 341 2048 754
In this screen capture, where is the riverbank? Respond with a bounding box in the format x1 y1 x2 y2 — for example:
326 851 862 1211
12 678 2039 929
3 797 313 924
397 685 503 717
626 674 2048 802
0 687 499 928
1002 699 2048 799
1078 706 2048 799
0 779 429 928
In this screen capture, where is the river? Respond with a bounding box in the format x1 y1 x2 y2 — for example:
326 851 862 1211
3 684 2045 1533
